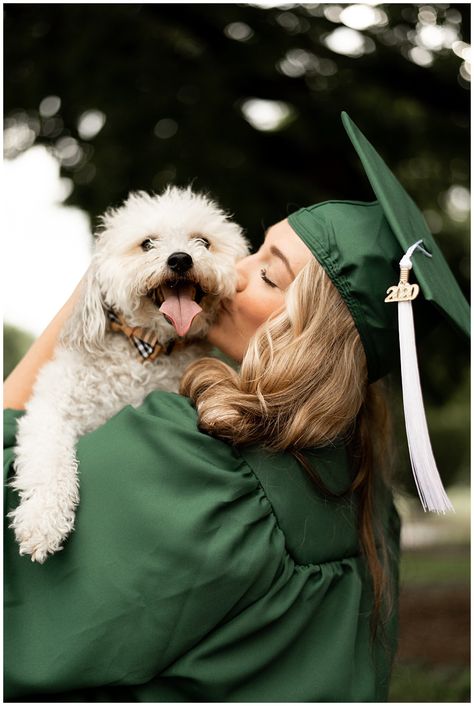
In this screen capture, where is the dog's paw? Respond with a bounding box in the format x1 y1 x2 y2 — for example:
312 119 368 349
18 535 64 564
8 493 76 563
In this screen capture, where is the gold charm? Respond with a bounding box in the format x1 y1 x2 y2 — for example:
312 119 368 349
385 267 420 303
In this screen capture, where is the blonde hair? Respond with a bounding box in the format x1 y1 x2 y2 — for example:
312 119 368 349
181 258 393 635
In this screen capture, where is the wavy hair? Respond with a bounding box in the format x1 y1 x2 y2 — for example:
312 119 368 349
181 258 394 635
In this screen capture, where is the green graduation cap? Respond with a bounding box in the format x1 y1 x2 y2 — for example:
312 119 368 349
288 112 470 514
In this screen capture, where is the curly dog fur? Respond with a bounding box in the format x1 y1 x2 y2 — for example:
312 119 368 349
9 186 248 562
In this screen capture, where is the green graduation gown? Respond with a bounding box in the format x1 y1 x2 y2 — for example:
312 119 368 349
4 391 400 702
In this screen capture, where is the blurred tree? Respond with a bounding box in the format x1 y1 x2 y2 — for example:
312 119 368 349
4 324 35 380
4 5 469 240
3 3 470 487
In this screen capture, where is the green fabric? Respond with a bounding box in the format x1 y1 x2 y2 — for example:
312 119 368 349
341 112 470 339
4 393 400 702
288 200 401 382
288 113 470 383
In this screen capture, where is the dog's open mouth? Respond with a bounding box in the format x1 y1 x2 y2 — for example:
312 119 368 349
150 279 205 337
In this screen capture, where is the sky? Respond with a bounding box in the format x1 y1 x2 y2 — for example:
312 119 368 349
3 146 92 336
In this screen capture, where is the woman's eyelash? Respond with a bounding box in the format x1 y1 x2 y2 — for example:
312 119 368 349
260 268 277 288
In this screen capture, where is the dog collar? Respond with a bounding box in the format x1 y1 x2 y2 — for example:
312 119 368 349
106 309 185 361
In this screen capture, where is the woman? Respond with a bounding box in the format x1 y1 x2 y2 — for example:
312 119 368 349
4 114 468 702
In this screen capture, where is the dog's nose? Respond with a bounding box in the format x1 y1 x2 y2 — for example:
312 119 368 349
167 252 193 274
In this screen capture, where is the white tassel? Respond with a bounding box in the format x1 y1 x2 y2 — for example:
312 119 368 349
386 241 454 514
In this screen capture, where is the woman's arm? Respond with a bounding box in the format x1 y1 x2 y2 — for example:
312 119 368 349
3 278 85 411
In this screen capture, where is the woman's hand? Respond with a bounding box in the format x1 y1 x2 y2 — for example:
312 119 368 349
3 275 87 411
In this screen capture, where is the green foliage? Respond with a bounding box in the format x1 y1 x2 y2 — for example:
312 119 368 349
4 5 469 245
4 324 35 380
4 4 470 484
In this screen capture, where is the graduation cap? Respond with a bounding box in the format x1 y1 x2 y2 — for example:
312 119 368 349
288 112 470 514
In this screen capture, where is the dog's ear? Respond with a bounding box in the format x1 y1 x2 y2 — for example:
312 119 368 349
60 264 108 353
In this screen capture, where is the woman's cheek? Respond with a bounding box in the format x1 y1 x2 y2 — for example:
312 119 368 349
254 294 284 327
248 305 272 331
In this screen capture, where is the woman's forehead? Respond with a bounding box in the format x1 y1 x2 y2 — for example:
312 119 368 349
265 219 313 273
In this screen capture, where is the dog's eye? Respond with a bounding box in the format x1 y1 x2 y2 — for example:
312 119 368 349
141 239 154 252
194 236 210 249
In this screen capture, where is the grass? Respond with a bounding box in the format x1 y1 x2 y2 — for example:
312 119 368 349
400 547 470 584
389 541 470 702
389 663 470 702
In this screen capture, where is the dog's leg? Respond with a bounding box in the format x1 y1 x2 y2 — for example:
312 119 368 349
8 354 83 563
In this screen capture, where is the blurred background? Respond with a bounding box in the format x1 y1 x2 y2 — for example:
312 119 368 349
3 3 470 701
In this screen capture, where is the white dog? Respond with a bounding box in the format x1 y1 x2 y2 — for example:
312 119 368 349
9 186 249 563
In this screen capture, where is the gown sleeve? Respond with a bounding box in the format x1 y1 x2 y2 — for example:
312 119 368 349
3 394 285 700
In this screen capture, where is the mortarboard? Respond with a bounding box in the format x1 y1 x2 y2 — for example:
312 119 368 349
288 112 470 513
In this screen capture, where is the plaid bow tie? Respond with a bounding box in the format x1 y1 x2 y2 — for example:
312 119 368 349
107 309 178 361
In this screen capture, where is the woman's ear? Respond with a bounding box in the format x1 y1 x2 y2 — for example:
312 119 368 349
60 263 107 353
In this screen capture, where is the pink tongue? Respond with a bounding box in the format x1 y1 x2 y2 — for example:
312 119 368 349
159 283 202 337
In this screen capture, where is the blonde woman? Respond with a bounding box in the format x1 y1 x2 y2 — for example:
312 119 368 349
4 114 468 702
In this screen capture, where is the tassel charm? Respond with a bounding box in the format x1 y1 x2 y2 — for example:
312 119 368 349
385 241 454 514
384 266 420 304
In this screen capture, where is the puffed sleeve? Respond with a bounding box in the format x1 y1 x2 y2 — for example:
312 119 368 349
4 393 285 700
